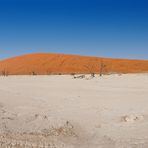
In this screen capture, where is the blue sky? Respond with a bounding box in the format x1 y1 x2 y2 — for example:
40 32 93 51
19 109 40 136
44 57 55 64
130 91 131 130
0 0 148 60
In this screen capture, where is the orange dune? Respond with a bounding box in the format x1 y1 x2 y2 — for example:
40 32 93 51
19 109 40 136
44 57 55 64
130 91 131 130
0 53 148 75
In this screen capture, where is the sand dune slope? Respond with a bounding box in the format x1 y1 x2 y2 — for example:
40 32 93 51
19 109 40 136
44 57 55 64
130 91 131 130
0 53 148 75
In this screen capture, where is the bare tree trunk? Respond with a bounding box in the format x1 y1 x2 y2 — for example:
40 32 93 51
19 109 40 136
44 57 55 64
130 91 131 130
2 69 8 76
99 60 106 76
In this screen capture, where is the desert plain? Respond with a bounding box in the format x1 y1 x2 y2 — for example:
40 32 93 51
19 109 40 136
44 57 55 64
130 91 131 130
0 74 148 147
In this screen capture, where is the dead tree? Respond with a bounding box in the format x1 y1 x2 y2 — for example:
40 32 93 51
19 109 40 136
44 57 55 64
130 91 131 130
84 65 95 78
32 71 37 75
1 70 8 76
99 60 106 76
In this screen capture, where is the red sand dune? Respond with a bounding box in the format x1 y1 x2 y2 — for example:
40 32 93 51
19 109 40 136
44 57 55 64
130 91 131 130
0 53 148 75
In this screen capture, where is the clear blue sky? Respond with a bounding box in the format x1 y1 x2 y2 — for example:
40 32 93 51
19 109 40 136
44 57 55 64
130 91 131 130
0 0 148 60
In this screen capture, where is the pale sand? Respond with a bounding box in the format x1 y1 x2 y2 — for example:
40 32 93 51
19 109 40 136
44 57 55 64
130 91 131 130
0 74 148 147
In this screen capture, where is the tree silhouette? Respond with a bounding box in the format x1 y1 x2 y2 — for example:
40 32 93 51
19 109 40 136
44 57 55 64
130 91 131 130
99 60 106 76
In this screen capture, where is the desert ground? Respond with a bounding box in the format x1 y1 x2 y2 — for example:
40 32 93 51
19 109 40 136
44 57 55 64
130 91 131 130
0 74 148 147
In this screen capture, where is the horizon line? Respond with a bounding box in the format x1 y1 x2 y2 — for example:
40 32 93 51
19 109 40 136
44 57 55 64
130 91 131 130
0 52 148 62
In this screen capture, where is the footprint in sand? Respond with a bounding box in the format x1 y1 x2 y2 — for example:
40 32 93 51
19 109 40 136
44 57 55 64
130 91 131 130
0 103 6 115
1 111 17 121
121 114 144 123
25 114 48 123
0 102 4 108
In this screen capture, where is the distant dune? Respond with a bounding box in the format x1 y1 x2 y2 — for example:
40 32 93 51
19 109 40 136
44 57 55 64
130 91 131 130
0 53 148 75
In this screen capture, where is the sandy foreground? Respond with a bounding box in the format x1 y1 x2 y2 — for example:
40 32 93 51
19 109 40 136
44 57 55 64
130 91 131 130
0 74 148 148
